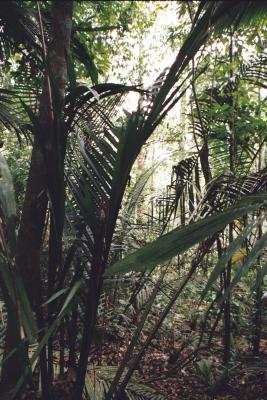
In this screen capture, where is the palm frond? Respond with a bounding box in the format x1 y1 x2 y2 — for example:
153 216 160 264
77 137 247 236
0 87 36 140
85 365 166 400
200 167 267 215
0 1 40 61
208 54 267 105
105 194 267 277
0 154 37 345
65 84 139 248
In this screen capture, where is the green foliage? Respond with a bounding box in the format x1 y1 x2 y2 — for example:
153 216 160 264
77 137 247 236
0 154 37 343
2 1 267 398
106 195 267 277
195 358 214 385
73 1 158 82
85 366 166 400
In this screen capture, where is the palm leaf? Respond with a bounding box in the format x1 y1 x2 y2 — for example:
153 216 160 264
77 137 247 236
0 1 40 61
0 87 35 140
85 366 166 400
11 280 82 399
201 214 266 300
200 167 267 214
105 194 267 277
0 154 37 343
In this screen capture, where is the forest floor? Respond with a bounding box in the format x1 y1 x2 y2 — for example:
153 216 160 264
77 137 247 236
89 331 267 400
19 331 267 399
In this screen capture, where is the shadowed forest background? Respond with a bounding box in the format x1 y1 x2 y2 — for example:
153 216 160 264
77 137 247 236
1 1 267 399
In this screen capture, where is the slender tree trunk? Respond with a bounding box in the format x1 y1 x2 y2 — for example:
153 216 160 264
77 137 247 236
223 257 232 364
136 32 146 223
252 86 265 355
252 213 263 355
1 1 73 396
73 227 106 399
223 31 235 365
253 284 262 356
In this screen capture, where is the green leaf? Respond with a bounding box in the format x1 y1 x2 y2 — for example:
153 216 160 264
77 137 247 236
0 154 37 342
201 216 265 300
11 280 82 399
220 231 267 304
105 196 267 277
0 154 17 256
72 36 98 84
15 274 37 343
0 257 37 344
41 287 69 307
254 261 267 290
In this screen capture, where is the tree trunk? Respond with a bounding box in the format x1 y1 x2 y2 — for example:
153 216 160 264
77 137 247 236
1 1 73 396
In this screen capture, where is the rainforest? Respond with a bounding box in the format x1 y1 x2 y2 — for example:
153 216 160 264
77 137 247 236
1 1 267 399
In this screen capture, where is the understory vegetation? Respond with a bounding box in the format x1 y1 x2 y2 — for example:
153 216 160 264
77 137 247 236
1 1 267 399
